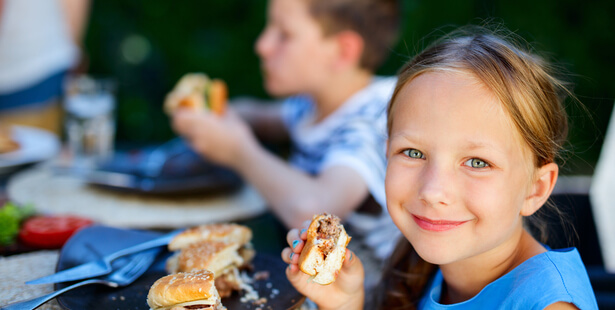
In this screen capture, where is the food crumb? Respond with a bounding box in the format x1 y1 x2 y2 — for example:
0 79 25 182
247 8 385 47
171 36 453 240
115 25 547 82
253 270 270 281
253 297 267 305
270 288 279 299
119 295 125 301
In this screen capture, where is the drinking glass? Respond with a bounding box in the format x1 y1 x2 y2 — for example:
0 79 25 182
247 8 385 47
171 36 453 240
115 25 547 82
63 75 116 168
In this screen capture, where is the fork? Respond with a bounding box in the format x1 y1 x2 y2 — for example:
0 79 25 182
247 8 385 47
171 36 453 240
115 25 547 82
1 248 160 310
27 229 178 285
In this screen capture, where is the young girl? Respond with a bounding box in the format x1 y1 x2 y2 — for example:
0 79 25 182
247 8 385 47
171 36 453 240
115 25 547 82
282 26 598 309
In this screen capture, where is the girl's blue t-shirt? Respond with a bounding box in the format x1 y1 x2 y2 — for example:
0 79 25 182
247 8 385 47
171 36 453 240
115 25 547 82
419 248 598 309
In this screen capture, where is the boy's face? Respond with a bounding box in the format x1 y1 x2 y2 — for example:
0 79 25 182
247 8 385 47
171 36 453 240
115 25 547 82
255 0 338 97
385 71 539 266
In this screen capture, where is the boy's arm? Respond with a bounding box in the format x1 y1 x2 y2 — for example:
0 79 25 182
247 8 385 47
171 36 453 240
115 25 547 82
231 97 289 142
172 109 370 228
235 140 370 228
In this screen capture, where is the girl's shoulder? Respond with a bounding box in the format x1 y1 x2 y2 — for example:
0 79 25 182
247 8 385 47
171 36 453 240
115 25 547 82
420 248 598 310
501 248 597 309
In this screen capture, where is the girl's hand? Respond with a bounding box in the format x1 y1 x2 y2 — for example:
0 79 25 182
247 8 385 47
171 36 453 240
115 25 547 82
281 221 365 310
171 108 257 169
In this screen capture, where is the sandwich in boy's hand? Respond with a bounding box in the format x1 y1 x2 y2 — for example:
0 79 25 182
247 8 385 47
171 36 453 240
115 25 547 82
298 213 351 285
166 224 255 298
147 269 225 310
164 73 227 115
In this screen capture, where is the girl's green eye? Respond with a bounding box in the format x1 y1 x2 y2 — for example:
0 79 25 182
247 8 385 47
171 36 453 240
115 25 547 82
466 158 488 168
403 149 424 159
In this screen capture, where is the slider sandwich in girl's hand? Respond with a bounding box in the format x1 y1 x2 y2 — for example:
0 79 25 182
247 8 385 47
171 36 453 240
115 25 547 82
298 213 351 285
164 73 227 115
147 269 226 310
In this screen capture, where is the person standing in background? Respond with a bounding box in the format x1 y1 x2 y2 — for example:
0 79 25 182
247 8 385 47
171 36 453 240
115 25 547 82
0 0 90 135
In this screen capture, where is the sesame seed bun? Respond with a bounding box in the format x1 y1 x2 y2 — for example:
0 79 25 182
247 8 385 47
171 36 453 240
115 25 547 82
168 224 252 251
147 269 222 310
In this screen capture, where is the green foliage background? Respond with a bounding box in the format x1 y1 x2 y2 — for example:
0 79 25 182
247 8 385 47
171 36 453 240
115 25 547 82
84 0 615 175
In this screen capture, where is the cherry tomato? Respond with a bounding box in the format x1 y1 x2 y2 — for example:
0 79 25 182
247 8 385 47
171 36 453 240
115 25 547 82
19 216 94 249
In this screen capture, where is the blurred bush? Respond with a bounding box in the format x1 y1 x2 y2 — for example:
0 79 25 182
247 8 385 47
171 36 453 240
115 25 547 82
84 0 614 175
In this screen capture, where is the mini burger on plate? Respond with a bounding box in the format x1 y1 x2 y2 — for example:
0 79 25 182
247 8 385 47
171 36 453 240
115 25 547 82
298 213 351 285
166 224 255 297
0 125 19 154
164 73 227 115
147 269 225 310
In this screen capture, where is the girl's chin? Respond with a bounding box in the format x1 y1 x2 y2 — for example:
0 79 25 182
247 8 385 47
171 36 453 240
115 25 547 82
413 248 457 265
408 238 462 265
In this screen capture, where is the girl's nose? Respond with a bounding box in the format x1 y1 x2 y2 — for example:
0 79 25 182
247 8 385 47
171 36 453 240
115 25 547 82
418 163 453 207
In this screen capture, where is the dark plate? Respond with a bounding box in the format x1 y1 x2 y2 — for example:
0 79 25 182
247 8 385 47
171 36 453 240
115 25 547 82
55 226 305 310
91 140 242 196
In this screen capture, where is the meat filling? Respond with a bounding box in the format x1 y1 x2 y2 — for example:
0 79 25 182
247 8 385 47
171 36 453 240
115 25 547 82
316 215 341 256
171 305 215 310
184 305 214 309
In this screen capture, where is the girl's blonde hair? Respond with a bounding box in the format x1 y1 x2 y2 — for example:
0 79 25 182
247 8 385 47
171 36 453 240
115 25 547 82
387 26 570 167
379 26 573 309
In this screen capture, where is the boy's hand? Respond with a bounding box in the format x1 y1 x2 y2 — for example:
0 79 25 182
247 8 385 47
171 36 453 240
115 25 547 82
281 221 365 310
171 108 257 168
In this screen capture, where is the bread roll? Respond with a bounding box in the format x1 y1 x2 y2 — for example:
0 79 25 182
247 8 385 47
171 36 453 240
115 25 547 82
167 241 243 275
147 269 224 310
168 223 252 251
0 125 19 154
164 73 227 115
298 213 351 285
166 223 255 298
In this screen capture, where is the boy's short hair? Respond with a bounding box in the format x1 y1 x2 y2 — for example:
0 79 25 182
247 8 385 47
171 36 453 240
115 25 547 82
307 0 401 72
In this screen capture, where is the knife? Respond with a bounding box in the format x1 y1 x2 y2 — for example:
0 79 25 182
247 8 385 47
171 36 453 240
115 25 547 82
26 229 180 285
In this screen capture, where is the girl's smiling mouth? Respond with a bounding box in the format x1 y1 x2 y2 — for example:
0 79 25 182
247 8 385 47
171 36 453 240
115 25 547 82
412 214 470 232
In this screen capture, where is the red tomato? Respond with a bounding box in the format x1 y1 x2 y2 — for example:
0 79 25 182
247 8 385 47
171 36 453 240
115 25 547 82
19 216 94 249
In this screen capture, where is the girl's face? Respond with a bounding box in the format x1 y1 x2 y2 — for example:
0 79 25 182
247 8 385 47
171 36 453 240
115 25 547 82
386 71 538 266
255 0 337 97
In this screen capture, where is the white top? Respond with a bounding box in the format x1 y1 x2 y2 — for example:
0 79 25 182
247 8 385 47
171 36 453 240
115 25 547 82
282 76 401 259
0 0 79 93
589 105 615 273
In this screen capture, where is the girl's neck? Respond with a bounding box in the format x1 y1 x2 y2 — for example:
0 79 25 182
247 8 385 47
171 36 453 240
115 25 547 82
311 69 372 123
438 228 546 304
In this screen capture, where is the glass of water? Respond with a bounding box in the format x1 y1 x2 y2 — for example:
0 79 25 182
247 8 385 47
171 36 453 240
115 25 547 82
63 75 116 168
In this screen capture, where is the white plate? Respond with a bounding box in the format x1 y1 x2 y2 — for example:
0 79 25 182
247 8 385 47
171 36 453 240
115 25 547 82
0 125 60 173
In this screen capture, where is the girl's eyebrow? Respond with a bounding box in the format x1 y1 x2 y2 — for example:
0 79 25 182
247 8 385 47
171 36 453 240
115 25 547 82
463 141 493 150
389 132 420 143
461 140 511 159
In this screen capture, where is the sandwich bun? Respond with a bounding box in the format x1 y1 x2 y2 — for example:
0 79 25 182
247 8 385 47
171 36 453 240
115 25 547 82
0 125 19 154
147 269 224 310
168 223 252 251
298 213 351 285
167 241 243 275
165 223 256 298
164 73 227 115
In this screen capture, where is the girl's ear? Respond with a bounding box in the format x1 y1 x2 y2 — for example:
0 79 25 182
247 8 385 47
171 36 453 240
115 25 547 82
521 162 559 216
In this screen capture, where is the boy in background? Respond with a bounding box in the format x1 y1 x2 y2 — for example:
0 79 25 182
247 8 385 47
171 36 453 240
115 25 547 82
171 0 402 269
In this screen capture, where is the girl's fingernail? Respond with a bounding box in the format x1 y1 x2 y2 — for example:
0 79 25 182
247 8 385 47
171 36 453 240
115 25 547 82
290 252 294 260
292 240 300 249
287 265 291 272
349 252 353 261
300 229 307 235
